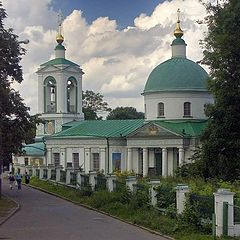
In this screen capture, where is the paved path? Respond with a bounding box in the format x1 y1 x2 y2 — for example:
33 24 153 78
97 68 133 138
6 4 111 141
0 179 169 240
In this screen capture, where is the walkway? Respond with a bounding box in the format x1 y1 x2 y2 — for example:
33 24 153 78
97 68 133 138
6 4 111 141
0 178 169 240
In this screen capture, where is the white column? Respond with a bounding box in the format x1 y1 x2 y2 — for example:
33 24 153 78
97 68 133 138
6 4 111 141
84 148 90 173
179 148 184 167
127 148 132 172
162 148 168 177
77 75 83 114
100 148 106 174
47 148 52 165
176 184 189 214
143 148 148 177
37 74 44 113
214 189 235 237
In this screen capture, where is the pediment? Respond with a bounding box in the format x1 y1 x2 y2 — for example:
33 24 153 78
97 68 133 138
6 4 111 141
37 65 82 74
128 122 180 138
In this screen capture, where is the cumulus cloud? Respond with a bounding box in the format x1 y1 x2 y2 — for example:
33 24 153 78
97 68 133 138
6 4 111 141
2 0 207 115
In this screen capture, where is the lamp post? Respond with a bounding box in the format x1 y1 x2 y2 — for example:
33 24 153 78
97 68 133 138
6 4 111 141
18 39 30 44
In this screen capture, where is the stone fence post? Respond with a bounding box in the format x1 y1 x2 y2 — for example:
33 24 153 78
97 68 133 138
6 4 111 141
176 184 189 214
66 167 74 185
89 171 97 190
106 174 117 192
149 179 160 206
126 176 137 192
56 165 63 182
214 188 235 237
39 165 46 179
47 164 55 180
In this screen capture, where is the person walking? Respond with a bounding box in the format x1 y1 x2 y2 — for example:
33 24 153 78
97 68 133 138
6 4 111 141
8 172 15 190
25 172 30 184
15 172 22 190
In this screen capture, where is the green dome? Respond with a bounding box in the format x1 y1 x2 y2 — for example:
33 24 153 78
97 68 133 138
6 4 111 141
144 58 209 93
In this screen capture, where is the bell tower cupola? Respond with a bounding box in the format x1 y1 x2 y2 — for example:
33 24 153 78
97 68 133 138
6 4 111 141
171 9 187 58
36 13 84 136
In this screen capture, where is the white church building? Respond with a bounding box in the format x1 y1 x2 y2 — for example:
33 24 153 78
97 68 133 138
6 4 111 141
15 14 213 177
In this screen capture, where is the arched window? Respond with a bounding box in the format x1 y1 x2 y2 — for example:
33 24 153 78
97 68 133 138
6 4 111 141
158 102 164 117
184 102 191 117
67 77 77 113
44 77 56 113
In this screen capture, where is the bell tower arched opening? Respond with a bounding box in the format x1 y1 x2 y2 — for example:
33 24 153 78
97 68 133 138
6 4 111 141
67 77 77 113
44 77 57 113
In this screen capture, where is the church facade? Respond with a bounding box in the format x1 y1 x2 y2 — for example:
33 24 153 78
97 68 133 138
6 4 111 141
15 14 213 177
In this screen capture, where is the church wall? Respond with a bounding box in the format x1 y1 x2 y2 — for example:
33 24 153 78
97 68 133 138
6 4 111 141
144 91 213 120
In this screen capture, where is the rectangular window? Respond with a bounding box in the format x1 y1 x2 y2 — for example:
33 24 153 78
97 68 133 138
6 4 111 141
92 153 100 171
112 153 121 171
24 157 29 166
53 153 60 167
72 153 79 169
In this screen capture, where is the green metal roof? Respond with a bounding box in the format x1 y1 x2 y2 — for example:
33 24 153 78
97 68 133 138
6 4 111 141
53 119 145 138
171 38 186 46
62 120 83 131
144 58 209 93
152 119 208 137
52 119 207 139
22 142 45 156
41 58 79 67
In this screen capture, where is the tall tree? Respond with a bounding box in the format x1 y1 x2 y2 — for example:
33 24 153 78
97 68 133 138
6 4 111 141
191 0 240 181
107 107 144 120
82 90 111 120
0 2 34 196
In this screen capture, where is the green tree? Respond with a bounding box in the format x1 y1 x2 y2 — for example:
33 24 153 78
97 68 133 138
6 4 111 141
107 106 144 120
190 0 240 181
0 2 34 196
82 90 111 120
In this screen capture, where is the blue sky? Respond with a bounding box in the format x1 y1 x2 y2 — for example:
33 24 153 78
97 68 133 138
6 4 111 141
51 0 164 28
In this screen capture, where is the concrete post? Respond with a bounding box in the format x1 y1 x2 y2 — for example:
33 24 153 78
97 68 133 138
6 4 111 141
106 174 117 192
176 184 189 214
39 165 46 179
89 171 97 190
143 148 148 177
32 166 37 177
149 179 161 206
56 166 63 182
214 188 235 237
126 176 137 192
75 170 82 188
66 167 74 185
162 148 168 177
47 164 55 180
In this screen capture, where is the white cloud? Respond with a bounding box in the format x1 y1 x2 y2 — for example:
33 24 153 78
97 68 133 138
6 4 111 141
2 0 208 115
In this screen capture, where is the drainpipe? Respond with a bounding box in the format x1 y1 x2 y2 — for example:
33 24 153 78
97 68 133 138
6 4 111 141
106 137 109 174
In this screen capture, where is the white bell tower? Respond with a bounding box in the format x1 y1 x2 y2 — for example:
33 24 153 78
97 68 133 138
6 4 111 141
36 15 84 136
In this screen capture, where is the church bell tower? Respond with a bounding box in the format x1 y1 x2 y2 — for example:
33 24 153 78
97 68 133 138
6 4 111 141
36 15 84 136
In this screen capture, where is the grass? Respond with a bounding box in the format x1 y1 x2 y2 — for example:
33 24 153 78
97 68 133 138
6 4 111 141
0 196 17 219
29 177 240 240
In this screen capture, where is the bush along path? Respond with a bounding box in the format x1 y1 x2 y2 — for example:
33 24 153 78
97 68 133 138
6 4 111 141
27 177 239 240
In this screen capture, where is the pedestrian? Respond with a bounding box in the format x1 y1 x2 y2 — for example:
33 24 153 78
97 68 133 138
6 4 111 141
15 172 22 190
25 172 30 184
8 172 15 190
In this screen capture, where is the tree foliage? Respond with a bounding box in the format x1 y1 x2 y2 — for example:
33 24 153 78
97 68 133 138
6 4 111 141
82 90 111 120
187 0 240 181
107 107 144 120
0 2 35 166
